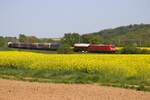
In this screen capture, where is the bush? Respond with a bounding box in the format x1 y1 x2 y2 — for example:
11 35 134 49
119 46 140 54
57 44 73 54
140 49 150 54
119 45 150 54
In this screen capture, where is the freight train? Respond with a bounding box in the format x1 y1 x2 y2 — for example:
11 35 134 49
8 42 117 53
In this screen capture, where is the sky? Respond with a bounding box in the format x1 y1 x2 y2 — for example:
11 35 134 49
0 0 150 38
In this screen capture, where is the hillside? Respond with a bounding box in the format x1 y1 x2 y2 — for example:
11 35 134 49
85 24 150 46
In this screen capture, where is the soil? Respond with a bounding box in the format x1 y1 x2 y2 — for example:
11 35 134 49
0 79 150 100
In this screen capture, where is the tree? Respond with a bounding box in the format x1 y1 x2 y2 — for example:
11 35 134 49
0 36 6 47
26 36 39 43
5 37 18 43
62 33 81 46
19 34 39 43
40 38 54 43
19 34 27 42
82 34 101 44
57 44 73 54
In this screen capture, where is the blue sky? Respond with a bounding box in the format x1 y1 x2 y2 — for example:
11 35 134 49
0 0 150 38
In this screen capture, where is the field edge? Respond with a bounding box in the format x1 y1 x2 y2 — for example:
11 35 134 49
0 66 150 92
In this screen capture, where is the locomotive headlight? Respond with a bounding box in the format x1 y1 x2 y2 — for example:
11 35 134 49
8 42 12 45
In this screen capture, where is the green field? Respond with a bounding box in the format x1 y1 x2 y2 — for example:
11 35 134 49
0 51 150 91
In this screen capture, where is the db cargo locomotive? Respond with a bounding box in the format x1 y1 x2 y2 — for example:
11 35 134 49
74 43 116 53
8 42 61 50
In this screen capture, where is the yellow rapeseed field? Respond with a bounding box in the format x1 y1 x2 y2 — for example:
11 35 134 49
0 51 150 81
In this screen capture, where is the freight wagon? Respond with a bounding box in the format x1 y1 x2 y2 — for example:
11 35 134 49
8 42 61 50
74 43 90 52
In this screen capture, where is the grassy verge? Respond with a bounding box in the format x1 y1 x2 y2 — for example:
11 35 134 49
0 66 149 92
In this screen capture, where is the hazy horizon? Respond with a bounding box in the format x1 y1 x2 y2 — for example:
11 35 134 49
0 0 150 38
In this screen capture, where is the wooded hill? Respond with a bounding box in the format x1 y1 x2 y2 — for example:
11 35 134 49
83 24 150 46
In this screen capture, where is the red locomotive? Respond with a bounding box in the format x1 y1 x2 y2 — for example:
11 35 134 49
74 43 116 53
88 44 116 53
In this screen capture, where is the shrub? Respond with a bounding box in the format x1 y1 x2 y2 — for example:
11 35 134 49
140 49 150 54
57 44 73 54
119 45 150 54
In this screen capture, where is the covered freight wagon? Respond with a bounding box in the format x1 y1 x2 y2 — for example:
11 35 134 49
8 42 61 50
74 43 90 52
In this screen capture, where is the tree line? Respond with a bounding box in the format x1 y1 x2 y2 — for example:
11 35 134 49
0 34 55 47
1 24 150 48
0 33 101 47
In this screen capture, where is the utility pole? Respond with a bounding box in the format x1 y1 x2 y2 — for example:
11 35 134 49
139 39 142 47
79 36 81 43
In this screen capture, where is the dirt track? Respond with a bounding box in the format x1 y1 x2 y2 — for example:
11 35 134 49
0 79 150 100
